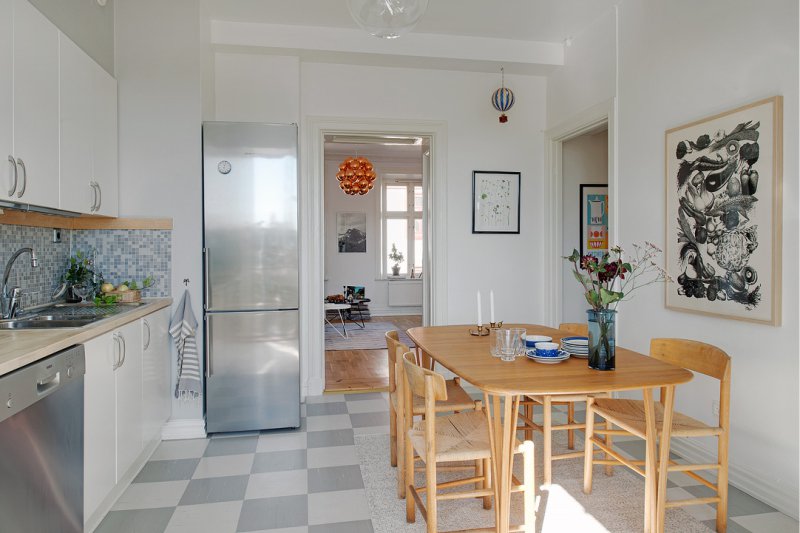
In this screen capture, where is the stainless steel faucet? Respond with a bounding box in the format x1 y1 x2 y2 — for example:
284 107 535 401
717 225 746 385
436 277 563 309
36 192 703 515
1 247 38 319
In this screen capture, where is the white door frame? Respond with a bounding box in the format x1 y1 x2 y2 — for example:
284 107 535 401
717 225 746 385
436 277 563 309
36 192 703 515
542 99 618 327
302 116 448 396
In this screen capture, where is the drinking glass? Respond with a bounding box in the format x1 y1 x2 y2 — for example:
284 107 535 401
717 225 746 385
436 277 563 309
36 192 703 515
496 329 522 362
510 328 527 358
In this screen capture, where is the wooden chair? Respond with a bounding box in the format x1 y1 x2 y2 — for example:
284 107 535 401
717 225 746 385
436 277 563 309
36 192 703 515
401 351 536 532
385 331 480 498
518 322 610 485
583 338 731 533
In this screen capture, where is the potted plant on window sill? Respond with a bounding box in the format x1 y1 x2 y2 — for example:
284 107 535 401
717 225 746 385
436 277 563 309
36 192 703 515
565 242 672 370
388 243 404 277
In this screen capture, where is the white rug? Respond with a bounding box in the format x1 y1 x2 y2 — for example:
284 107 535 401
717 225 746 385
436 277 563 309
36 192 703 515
325 321 415 351
355 432 712 533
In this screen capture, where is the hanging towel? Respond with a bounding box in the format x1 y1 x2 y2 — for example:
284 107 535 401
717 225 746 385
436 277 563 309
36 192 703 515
170 290 202 401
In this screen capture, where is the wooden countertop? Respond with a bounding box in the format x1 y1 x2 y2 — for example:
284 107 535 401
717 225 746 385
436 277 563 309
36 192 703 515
0 298 172 377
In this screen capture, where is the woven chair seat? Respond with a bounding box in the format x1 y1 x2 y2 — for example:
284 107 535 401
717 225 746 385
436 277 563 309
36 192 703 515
391 378 478 414
593 398 721 438
409 411 493 462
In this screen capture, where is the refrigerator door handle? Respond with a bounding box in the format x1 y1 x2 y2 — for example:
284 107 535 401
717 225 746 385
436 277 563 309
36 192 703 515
203 247 210 310
205 315 213 377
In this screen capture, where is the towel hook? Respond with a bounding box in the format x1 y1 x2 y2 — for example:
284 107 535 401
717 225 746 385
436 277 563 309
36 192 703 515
183 278 190 286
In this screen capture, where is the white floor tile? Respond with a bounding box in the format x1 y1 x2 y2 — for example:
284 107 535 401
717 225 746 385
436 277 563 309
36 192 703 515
308 489 371 525
307 445 359 468
151 439 209 461
244 528 308 533
306 414 353 431
307 394 345 404
353 425 389 436
245 470 308 500
346 398 388 414
113 480 190 510
164 500 243 533
732 512 800 533
192 454 255 479
257 432 307 453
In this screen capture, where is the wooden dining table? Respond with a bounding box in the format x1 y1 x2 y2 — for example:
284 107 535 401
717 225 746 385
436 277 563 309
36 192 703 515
406 324 694 533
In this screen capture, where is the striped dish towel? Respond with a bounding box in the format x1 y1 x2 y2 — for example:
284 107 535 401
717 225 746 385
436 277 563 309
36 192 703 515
170 290 202 400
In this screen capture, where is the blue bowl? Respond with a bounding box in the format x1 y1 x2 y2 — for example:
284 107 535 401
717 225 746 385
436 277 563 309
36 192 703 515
525 335 552 348
535 342 560 358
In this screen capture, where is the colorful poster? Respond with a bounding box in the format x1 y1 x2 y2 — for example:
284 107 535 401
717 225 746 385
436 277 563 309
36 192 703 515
580 185 609 259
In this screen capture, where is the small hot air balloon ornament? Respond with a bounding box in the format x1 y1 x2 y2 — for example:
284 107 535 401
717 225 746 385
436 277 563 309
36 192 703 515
491 67 515 123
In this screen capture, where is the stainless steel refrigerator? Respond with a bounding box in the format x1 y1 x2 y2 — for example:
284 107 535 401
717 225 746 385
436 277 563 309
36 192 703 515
202 122 300 433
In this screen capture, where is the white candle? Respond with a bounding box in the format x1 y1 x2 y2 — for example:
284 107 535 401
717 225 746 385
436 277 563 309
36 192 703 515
477 291 482 327
490 290 495 324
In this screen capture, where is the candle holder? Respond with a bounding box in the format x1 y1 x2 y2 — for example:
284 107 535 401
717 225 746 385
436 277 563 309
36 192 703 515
469 325 490 336
489 321 504 329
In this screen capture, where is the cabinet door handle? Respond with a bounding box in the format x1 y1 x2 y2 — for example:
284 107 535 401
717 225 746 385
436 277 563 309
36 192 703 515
118 332 126 367
15 158 26 198
143 319 151 351
203 248 211 310
205 316 213 377
90 182 98 211
112 334 120 369
96 182 102 211
7 156 17 197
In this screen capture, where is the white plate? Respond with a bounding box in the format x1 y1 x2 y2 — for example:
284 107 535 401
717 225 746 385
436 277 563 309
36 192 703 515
526 349 570 363
567 351 589 359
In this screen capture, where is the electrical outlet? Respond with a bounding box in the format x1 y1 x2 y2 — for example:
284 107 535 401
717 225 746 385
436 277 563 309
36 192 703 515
711 400 720 417
52 228 62 243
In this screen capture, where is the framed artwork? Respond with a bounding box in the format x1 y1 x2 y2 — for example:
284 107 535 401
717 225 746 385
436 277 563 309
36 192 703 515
472 171 521 234
580 184 609 259
337 212 367 253
665 96 782 325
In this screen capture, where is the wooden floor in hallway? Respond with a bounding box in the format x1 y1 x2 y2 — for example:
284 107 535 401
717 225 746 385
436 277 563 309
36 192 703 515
324 315 421 393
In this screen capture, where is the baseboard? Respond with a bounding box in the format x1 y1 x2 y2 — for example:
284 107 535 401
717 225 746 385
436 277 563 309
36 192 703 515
86 438 161 532
669 439 799 519
161 418 207 440
369 306 422 316
305 376 325 398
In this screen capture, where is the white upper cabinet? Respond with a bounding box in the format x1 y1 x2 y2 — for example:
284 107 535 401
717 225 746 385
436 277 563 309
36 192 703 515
59 34 94 213
0 0 13 203
92 63 118 217
12 0 59 208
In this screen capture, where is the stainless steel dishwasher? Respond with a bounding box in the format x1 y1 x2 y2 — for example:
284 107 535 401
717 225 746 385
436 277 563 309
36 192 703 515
0 345 85 533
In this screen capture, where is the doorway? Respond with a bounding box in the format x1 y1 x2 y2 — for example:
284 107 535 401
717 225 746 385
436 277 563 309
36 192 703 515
322 134 428 392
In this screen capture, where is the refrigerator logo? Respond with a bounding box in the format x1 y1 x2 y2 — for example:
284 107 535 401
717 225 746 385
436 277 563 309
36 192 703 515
217 160 232 174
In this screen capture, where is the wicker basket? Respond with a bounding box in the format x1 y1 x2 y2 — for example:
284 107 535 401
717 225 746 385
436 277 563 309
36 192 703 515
106 289 141 303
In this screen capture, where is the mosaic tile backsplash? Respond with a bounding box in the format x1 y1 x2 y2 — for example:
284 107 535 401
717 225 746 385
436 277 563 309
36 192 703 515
0 225 171 310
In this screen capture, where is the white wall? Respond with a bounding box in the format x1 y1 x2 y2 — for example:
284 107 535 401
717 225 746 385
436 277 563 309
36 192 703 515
116 0 203 422
549 0 799 516
323 156 423 315
561 130 608 323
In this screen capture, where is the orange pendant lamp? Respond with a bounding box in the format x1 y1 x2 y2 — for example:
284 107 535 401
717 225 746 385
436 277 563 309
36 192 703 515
336 156 377 195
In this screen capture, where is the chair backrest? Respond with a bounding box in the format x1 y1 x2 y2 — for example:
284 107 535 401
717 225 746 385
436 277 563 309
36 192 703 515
402 351 448 402
385 331 409 393
559 322 589 336
650 338 731 429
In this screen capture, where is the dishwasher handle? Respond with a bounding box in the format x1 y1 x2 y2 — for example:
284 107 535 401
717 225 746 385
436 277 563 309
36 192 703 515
36 372 61 396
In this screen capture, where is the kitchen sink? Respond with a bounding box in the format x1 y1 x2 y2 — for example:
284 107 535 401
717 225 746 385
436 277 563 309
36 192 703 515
0 302 142 329
0 317 98 329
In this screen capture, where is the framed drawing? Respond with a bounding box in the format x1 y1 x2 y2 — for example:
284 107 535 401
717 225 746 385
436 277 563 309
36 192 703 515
580 184 609 259
665 96 782 325
472 171 521 234
337 212 367 253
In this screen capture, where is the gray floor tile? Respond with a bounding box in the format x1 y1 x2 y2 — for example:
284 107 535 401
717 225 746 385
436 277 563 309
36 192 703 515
703 518 751 533
265 418 307 434
345 398 388 414
306 414 352 431
95 508 175 533
113 481 190 511
307 394 345 404
684 484 777 517
204 436 259 457
308 465 364 493
165 500 243 533
237 495 308 531
345 392 384 401
306 402 348 416
306 445 359 468
350 411 389 428
179 475 249 506
151 439 209 461
308 520 374 533
307 429 355 448
257 431 307 453
252 449 307 473
134 459 200 483
246 470 308 500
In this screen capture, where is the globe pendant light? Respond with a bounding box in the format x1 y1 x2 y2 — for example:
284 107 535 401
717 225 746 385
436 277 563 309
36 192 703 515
336 156 377 196
347 0 429 39
492 67 515 123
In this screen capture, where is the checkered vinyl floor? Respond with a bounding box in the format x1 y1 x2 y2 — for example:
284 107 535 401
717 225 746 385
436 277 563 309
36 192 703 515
96 392 798 533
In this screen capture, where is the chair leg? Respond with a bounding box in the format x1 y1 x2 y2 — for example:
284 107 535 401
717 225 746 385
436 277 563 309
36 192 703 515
396 405 406 498
543 396 552 485
522 440 536 532
716 432 730 533
583 398 596 494
482 457 492 510
605 419 614 476
426 450 437 532
567 402 575 450
405 437 415 521
524 402 533 441
389 400 398 467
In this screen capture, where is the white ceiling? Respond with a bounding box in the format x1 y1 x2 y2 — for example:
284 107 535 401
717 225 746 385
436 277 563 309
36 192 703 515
203 0 616 43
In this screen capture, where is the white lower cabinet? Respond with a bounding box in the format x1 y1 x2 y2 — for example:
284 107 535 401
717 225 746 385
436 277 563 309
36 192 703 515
84 308 171 525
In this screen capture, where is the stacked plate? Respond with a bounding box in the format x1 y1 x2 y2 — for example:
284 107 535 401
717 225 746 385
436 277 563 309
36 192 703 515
562 336 589 358
525 349 570 364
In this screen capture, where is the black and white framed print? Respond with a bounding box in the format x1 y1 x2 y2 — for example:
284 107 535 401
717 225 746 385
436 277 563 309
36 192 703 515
337 212 367 253
665 96 783 325
472 171 521 234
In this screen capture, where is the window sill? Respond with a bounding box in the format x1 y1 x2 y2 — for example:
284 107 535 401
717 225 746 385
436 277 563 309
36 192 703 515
376 277 423 282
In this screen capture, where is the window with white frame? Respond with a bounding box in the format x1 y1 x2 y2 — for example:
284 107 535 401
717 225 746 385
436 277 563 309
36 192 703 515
381 177 423 278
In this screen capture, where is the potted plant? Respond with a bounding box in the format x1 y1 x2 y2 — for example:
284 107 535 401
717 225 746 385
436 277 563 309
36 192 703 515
62 250 95 303
565 242 672 370
388 243 404 277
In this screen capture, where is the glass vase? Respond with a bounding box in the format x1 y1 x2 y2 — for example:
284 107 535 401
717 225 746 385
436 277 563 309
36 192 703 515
587 309 616 371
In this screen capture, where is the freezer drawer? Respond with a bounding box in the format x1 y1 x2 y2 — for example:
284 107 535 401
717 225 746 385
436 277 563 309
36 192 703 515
205 310 300 433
